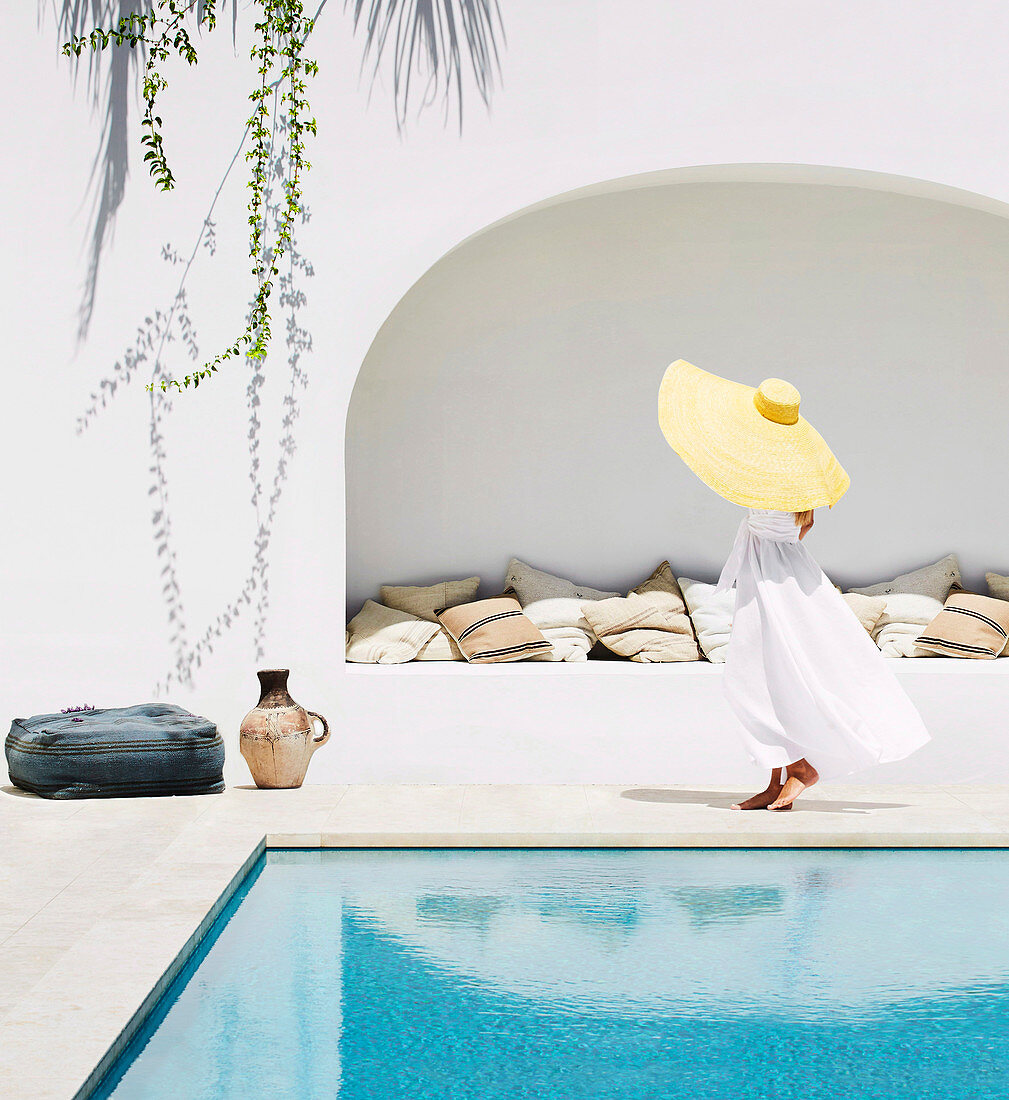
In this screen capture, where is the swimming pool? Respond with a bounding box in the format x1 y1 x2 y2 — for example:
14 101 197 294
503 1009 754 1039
92 849 1009 1098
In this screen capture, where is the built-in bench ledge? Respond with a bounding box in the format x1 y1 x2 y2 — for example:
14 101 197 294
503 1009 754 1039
344 658 1009 675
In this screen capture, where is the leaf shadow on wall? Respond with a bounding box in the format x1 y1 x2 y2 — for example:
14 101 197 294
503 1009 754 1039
52 0 506 691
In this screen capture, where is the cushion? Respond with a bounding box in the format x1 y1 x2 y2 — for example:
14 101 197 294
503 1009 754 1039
5 703 224 800
849 554 961 603
380 576 480 623
915 592 1009 659
582 562 701 663
436 595 553 664
677 576 735 662
346 600 440 663
986 572 1009 602
503 558 619 605
521 597 596 662
869 593 944 657
587 639 631 661
531 627 594 661
841 592 888 635
413 627 465 661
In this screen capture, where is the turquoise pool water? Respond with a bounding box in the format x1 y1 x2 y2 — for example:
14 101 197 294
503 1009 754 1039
93 849 1009 1099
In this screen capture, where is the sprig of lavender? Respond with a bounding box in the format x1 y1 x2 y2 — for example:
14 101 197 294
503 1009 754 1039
61 704 96 721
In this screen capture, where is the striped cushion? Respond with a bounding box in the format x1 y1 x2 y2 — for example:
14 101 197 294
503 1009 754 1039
436 595 553 664
5 703 224 799
915 593 1009 659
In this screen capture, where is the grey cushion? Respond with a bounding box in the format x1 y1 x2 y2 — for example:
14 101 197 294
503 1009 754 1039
849 554 961 603
986 572 1009 602
504 558 619 605
5 703 224 799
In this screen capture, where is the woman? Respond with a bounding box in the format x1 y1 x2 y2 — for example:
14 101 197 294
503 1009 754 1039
657 361 930 810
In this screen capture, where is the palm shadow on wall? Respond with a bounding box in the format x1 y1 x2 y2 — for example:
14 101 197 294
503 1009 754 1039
49 0 505 691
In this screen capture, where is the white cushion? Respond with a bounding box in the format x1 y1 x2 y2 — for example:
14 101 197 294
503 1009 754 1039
869 593 944 657
677 577 735 662
521 597 596 662
530 626 593 661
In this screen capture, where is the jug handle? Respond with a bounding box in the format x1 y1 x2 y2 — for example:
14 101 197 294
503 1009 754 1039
307 711 330 750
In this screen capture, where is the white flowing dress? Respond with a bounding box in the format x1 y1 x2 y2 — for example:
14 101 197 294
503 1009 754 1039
713 508 931 779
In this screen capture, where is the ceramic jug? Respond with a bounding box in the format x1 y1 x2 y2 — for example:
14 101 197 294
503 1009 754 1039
239 669 330 789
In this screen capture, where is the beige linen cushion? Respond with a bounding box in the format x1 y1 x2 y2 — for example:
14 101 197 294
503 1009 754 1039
677 577 735 662
986 572 1009 602
413 627 465 661
869 593 944 657
915 592 1009 659
346 600 440 664
380 576 481 623
849 554 961 603
841 592 888 635
521 597 596 662
436 595 553 664
503 558 619 604
582 562 701 663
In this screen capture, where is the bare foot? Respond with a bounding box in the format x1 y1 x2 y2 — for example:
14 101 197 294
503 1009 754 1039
768 759 819 811
731 778 783 810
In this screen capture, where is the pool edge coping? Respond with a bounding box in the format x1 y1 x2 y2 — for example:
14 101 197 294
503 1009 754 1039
72 838 266 1100
268 831 1009 849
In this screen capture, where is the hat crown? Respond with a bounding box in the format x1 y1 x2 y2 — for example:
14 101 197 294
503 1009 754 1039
754 378 800 425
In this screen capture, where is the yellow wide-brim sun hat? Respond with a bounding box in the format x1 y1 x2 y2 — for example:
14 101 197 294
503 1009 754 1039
657 360 850 511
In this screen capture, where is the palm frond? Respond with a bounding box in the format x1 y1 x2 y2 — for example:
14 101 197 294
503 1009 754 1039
49 1 144 339
347 0 505 131
46 0 237 342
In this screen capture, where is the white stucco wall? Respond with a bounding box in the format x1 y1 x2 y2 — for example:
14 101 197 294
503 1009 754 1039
4 1 1009 787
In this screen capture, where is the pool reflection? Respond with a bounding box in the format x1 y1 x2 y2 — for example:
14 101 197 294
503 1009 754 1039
334 849 1009 1016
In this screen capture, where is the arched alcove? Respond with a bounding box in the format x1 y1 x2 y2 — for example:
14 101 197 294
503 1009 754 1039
346 165 1009 616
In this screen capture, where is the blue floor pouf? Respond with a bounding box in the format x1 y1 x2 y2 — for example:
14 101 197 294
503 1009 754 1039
5 702 225 799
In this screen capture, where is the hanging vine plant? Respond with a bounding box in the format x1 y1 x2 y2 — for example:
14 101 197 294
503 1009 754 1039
59 0 505 689
64 0 319 392
61 0 505 392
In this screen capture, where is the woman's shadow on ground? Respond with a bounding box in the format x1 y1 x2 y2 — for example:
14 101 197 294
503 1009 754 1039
621 788 908 813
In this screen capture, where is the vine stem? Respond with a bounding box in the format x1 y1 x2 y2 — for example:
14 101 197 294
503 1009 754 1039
157 60 292 336
153 0 318 391
168 128 249 335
